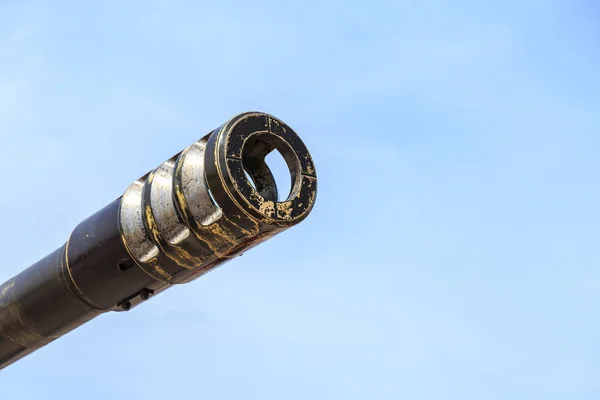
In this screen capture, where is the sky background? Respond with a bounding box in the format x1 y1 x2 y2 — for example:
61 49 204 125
0 1 599 399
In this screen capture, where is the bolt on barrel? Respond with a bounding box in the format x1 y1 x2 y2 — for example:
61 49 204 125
0 112 317 370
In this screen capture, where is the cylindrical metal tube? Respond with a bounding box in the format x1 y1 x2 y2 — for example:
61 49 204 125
0 112 317 370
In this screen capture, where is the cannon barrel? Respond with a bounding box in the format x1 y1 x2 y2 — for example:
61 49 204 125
0 112 317 369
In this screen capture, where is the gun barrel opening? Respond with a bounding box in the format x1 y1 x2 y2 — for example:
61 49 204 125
242 133 301 203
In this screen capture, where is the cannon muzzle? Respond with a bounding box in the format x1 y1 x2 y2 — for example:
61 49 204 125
0 112 317 369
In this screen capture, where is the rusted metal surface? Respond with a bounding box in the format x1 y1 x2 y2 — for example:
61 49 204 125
0 111 318 370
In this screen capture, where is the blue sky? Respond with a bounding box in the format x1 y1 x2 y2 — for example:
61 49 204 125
1 1 599 399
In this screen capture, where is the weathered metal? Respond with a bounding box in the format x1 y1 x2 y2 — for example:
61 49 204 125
0 112 317 370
